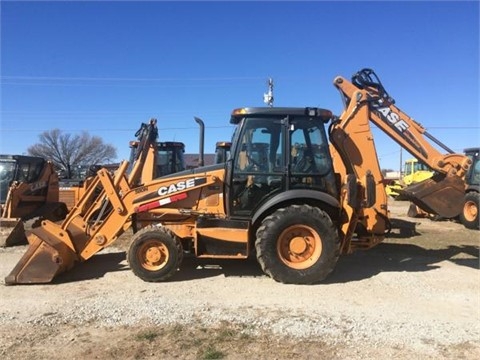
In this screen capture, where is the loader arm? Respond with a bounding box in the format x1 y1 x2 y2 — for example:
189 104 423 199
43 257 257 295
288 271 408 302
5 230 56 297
5 119 161 284
332 69 471 218
5 163 220 284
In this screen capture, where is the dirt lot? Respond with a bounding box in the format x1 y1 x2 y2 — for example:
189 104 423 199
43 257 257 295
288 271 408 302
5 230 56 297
0 200 479 360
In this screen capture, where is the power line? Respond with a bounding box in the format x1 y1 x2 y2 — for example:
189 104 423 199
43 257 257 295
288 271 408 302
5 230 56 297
0 125 235 132
1 75 268 82
1 82 263 89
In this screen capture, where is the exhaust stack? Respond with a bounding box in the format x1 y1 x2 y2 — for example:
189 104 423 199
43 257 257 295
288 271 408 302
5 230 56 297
194 117 205 167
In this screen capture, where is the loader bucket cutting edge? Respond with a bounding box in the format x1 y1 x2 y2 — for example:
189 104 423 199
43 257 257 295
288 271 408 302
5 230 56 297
399 173 465 218
5 234 77 285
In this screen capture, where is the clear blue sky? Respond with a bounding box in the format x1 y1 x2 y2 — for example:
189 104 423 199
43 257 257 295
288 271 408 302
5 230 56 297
1 1 479 171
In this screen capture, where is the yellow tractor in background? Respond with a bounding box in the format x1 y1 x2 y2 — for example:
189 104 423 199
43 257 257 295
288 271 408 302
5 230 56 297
5 68 472 286
385 158 434 199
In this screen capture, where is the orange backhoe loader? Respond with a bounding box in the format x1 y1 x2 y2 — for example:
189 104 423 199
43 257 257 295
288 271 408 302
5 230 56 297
5 68 471 285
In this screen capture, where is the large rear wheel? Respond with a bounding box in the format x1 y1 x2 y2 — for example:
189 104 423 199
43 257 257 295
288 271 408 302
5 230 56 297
459 192 480 230
255 205 339 284
127 226 183 282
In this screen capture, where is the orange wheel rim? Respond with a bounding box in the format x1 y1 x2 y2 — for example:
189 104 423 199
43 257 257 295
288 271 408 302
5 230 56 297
464 200 478 222
277 225 322 270
138 240 169 271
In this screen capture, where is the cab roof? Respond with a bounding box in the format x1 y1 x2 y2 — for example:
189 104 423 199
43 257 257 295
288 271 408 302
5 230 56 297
230 107 333 124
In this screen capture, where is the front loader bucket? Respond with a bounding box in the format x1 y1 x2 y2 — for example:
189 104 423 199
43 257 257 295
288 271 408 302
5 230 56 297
399 173 465 218
4 221 78 285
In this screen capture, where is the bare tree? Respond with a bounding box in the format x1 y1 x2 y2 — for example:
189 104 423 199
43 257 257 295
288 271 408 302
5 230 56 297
28 129 117 179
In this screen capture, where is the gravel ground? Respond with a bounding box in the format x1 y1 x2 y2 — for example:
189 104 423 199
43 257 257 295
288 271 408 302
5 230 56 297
0 200 479 359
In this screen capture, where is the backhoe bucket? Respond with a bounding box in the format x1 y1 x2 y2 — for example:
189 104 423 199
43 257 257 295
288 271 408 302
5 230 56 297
4 221 78 285
399 173 465 218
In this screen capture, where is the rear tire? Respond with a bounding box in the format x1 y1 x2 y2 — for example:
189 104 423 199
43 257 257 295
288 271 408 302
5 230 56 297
127 226 183 282
255 205 339 284
459 192 480 230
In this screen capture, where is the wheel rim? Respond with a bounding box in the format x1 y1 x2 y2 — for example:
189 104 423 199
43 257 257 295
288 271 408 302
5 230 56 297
276 224 322 270
137 240 170 271
463 200 478 222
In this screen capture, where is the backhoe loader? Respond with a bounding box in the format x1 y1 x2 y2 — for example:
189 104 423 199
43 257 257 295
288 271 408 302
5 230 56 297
5 68 471 285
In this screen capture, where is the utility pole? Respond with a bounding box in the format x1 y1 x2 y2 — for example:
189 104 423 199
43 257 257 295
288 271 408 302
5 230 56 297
399 146 403 177
263 78 274 107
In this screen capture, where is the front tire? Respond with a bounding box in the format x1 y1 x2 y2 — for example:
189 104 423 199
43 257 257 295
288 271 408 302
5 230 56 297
127 226 183 282
459 192 480 230
255 205 339 284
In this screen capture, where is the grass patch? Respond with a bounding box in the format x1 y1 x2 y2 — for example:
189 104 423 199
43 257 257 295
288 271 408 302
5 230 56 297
200 344 225 360
215 328 236 341
135 329 159 342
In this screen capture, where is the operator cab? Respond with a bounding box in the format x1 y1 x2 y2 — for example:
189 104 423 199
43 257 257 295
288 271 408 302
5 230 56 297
128 141 186 178
464 147 480 187
227 107 337 218
214 141 232 164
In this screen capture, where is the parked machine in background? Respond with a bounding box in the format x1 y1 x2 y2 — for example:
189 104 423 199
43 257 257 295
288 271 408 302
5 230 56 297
459 147 479 229
385 158 434 198
5 68 473 286
128 140 185 183
0 155 66 247
214 141 231 164
0 155 59 218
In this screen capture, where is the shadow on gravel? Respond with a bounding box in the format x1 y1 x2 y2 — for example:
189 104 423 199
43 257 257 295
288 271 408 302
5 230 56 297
53 251 129 284
325 242 479 284
41 215 478 285
49 252 265 284
47 242 479 285
388 218 421 238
